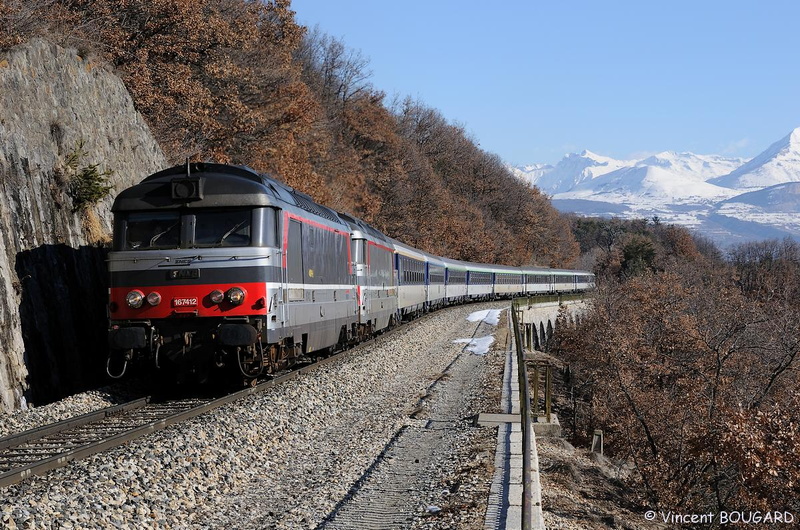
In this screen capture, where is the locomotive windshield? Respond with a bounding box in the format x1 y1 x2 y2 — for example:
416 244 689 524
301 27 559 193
125 212 181 250
194 209 251 247
119 209 253 250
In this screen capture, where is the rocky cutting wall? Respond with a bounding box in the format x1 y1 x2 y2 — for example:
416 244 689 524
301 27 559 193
0 39 166 412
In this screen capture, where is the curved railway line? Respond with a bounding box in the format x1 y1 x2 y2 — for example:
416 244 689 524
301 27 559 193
1 301 512 529
0 349 349 489
0 302 511 491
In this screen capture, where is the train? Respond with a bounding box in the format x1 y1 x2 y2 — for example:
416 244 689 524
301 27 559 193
106 163 594 384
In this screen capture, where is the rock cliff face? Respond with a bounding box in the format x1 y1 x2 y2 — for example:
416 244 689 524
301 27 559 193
0 39 166 412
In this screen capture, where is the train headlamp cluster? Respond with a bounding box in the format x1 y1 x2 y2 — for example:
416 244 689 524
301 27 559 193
209 287 246 305
125 290 162 308
124 287 246 308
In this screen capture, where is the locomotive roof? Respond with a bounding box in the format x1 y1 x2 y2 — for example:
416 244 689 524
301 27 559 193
112 163 342 224
337 212 392 245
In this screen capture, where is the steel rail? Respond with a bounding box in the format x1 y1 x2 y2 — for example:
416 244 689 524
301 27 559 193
0 347 351 490
0 397 149 453
0 304 466 491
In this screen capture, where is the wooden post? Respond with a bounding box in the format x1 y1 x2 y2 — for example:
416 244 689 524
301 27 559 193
545 365 552 424
532 364 539 422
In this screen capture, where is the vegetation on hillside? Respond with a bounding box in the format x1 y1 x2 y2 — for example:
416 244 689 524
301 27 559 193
0 0 577 267
552 219 800 515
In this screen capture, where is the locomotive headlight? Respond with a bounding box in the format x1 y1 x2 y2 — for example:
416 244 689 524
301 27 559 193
125 290 145 309
209 289 225 304
146 292 162 306
226 287 246 305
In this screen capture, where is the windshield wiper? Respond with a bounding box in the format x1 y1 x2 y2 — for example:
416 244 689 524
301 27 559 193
149 221 180 247
219 221 246 244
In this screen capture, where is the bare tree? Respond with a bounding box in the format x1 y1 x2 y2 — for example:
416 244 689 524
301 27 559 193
297 26 372 111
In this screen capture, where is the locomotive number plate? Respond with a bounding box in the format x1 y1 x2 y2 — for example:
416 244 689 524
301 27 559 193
172 297 198 307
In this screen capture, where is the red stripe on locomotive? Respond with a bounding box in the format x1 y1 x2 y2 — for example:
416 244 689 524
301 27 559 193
109 282 268 319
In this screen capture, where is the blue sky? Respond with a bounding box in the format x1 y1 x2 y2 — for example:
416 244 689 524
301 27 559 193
290 1 800 166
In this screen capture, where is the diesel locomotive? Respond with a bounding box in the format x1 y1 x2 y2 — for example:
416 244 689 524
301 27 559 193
106 163 594 384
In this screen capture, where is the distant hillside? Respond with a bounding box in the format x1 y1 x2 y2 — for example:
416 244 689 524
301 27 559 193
718 181 800 213
0 0 579 268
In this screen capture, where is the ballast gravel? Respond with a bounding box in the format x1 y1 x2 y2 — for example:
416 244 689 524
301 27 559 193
1 302 508 529
0 379 147 439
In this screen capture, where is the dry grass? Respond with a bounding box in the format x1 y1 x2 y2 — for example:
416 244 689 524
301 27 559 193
82 209 110 245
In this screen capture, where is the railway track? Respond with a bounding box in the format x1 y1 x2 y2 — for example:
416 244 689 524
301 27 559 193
0 351 347 489
0 307 438 492
316 315 499 529
3 302 506 529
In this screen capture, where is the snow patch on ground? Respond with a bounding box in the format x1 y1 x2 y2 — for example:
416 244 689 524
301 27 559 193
453 336 495 356
466 309 502 326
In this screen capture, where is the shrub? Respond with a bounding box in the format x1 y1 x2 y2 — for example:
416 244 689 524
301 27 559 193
62 139 114 212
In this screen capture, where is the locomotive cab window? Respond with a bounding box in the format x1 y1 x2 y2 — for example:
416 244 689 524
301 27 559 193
123 212 181 250
117 208 255 250
193 209 251 247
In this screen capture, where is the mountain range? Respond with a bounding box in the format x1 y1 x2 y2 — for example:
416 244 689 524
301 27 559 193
511 127 800 248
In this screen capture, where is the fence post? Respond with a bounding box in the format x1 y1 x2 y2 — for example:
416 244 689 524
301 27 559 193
529 324 535 351
545 365 552 424
532 364 539 422
525 324 531 349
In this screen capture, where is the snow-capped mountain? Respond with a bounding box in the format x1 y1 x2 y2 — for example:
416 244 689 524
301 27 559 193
510 163 553 186
709 128 800 190
512 127 800 247
560 164 740 205
512 150 633 194
638 151 746 182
